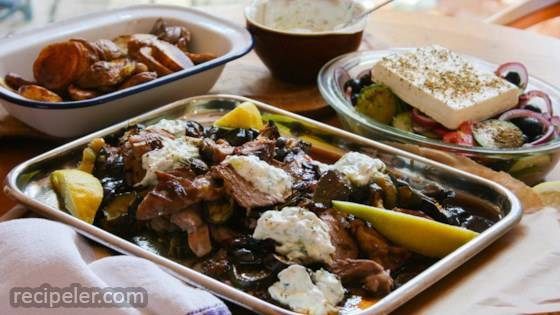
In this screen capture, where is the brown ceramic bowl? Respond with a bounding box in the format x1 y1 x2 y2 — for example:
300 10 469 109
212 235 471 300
244 3 367 84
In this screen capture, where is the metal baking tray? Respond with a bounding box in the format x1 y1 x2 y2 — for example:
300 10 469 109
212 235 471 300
4 95 522 314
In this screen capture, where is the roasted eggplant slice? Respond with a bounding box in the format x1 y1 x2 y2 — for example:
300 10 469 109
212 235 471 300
18 84 62 102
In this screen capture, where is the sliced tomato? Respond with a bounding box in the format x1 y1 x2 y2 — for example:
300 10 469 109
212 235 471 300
442 131 474 146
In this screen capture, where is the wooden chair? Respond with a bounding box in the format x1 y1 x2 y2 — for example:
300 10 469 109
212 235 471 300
486 0 560 29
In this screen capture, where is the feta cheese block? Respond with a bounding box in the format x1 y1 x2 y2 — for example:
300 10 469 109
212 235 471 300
268 265 345 315
372 45 520 129
253 206 335 264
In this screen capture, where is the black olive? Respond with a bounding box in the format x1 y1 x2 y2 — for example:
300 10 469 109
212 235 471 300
344 79 362 94
359 73 373 87
230 248 261 265
184 121 205 137
524 105 542 113
351 93 360 106
504 71 521 87
510 117 543 142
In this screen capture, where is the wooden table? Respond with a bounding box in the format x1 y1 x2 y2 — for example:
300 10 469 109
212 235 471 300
1 5 560 314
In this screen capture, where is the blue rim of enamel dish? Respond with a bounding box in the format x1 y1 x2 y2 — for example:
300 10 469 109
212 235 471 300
0 37 254 110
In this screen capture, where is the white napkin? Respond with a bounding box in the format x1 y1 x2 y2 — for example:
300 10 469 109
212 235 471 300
0 218 230 315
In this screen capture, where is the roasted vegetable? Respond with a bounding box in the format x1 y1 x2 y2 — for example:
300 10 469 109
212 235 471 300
313 170 352 206
203 199 235 224
356 84 399 124
33 41 93 91
472 119 525 148
392 111 413 132
186 52 217 65
119 71 157 90
76 59 136 89
150 40 194 72
18 85 62 102
68 84 99 101
103 192 137 221
50 169 104 224
4 72 34 90
136 46 173 76
92 39 125 61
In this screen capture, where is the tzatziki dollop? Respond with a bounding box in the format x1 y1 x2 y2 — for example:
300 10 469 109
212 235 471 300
223 155 292 200
332 152 386 186
138 137 200 187
269 265 345 315
146 119 189 137
253 206 335 264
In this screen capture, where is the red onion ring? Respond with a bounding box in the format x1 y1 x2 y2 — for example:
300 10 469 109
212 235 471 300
499 109 554 146
412 109 439 127
496 62 528 90
335 68 352 97
530 125 555 145
519 90 553 114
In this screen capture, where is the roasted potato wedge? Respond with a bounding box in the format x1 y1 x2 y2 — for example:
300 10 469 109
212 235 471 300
136 46 172 76
186 52 218 65
113 34 157 56
68 84 99 101
18 84 63 102
151 40 193 72
151 18 191 45
76 59 136 89
33 41 84 91
93 39 125 61
4 72 35 90
133 62 149 74
119 71 157 90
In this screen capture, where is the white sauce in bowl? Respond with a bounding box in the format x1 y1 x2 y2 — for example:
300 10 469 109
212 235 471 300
246 0 366 34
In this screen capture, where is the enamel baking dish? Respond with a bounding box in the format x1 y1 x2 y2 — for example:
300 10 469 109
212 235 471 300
4 95 522 315
0 5 253 138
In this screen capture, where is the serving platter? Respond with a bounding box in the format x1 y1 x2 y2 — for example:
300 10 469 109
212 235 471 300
4 94 522 314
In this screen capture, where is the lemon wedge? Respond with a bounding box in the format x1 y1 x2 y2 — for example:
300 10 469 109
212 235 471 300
50 169 103 224
214 101 264 130
533 181 560 208
332 201 479 258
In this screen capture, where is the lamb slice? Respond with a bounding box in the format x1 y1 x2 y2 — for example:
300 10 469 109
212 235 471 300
136 172 221 220
121 129 174 185
200 138 234 164
233 138 276 162
320 210 358 260
211 164 284 210
350 219 411 270
329 258 393 296
170 207 212 257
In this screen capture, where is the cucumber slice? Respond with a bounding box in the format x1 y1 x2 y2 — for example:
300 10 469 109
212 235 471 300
473 120 525 148
356 84 399 124
509 154 551 174
392 112 413 132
